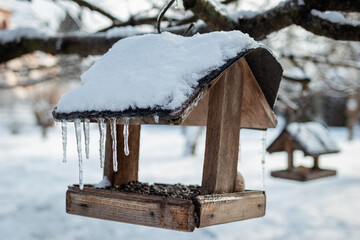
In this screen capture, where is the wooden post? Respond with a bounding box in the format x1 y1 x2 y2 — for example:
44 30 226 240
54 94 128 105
313 156 319 170
201 60 244 195
103 124 114 183
104 123 141 187
284 139 294 171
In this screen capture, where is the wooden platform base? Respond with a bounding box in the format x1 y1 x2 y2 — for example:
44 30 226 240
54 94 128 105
271 166 336 182
66 186 265 232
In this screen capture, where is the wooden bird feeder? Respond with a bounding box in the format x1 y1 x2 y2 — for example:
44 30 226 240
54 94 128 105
267 122 340 182
53 32 282 232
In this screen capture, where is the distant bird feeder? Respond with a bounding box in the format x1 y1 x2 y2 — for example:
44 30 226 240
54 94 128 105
53 31 282 231
267 122 340 181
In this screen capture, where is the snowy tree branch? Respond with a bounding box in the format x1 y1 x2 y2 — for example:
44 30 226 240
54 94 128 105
183 0 236 30
0 0 359 64
71 0 121 23
0 73 58 89
283 53 360 70
304 0 360 12
295 13 360 41
184 0 360 41
0 34 121 63
0 23 206 64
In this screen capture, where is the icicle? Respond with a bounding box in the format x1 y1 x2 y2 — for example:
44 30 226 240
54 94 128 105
61 120 67 163
74 119 84 190
98 118 106 168
55 38 63 50
83 118 90 160
260 130 268 189
154 115 159 123
110 118 118 172
123 117 130 156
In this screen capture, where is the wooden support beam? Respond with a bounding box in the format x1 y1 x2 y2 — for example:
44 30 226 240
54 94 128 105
313 156 319 170
104 124 141 187
284 139 294 171
103 124 114 183
201 60 244 195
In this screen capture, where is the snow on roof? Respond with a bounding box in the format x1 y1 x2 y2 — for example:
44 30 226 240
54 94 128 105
54 31 261 116
287 122 340 156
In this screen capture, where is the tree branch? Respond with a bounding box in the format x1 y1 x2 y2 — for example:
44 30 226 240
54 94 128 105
183 0 235 30
183 0 360 41
283 53 360 70
1 0 359 64
304 0 360 12
0 23 210 64
295 13 360 41
0 73 58 89
0 34 121 63
71 0 121 23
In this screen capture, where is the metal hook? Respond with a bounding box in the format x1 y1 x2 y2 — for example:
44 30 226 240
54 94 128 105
157 0 176 34
183 22 195 36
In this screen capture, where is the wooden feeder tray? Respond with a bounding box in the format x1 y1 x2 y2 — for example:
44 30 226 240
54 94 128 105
66 184 265 232
271 166 336 182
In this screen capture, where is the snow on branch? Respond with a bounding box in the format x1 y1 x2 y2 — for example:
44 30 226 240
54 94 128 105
0 24 199 64
296 12 360 41
282 53 360 70
71 0 121 23
0 72 58 89
1 0 360 64
183 0 236 31
184 0 360 41
310 10 360 26
0 31 122 64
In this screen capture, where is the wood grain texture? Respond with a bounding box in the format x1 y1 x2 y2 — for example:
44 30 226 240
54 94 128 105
104 124 141 186
66 186 196 232
181 58 277 129
201 60 244 195
114 125 140 186
195 191 266 227
66 187 265 230
239 58 277 129
271 167 336 181
103 124 114 183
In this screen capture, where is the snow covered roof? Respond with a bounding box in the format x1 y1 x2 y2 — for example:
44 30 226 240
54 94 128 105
267 122 340 156
53 31 282 123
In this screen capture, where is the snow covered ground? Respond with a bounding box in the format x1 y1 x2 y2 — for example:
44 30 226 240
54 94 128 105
1 119 360 240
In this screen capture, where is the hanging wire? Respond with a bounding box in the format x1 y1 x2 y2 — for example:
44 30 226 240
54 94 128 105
157 0 195 36
157 0 176 34
183 22 195 36
260 130 268 189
